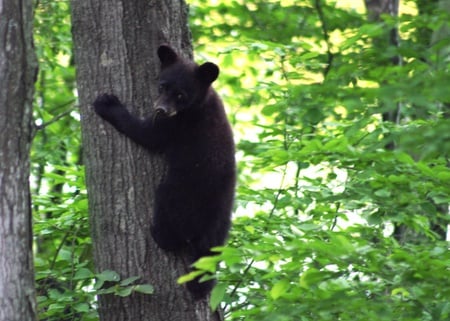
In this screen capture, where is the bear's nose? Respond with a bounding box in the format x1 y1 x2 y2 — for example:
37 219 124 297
154 106 167 114
155 105 177 117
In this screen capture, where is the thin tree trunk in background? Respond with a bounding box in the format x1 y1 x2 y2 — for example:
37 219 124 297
364 0 401 136
364 0 406 242
71 1 219 320
0 0 38 320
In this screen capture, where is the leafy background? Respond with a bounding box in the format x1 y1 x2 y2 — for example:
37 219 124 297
32 0 450 320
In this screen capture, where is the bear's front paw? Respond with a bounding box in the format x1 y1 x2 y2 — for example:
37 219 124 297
92 94 123 118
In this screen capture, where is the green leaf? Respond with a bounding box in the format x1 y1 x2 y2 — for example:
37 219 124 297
95 270 120 290
120 276 141 286
374 188 391 198
116 287 133 297
96 287 116 295
300 269 323 288
177 270 203 284
270 279 289 300
395 152 414 164
134 284 154 295
73 268 93 280
74 303 90 313
96 270 120 282
192 256 219 273
391 287 410 298
209 283 227 311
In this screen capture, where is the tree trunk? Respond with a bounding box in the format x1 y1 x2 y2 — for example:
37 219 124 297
0 1 38 320
364 0 401 131
365 0 404 242
70 1 219 320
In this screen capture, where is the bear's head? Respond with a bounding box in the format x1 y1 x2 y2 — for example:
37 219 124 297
153 45 219 117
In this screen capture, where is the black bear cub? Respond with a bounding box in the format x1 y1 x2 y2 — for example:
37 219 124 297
93 45 236 299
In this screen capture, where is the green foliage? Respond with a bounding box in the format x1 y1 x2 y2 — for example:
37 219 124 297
188 0 450 320
32 0 450 320
94 270 154 296
33 1 93 320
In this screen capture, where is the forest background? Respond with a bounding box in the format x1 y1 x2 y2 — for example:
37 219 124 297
30 0 449 320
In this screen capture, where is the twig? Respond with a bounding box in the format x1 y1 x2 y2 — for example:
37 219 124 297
34 100 77 133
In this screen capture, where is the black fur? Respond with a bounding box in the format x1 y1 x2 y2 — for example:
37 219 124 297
92 45 236 299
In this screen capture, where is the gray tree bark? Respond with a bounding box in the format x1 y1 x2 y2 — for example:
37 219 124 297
70 1 220 320
0 0 38 320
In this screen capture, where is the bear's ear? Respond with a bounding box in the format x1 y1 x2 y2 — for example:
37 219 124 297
196 62 219 85
157 45 178 68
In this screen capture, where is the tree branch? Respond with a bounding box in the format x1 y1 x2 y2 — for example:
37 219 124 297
34 100 77 134
314 0 334 78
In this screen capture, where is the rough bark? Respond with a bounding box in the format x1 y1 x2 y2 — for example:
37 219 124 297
0 0 38 320
71 1 220 320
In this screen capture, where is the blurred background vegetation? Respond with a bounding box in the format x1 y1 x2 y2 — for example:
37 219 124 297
32 0 450 320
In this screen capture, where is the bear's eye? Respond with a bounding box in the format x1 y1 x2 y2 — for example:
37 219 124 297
176 93 186 102
158 84 165 93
